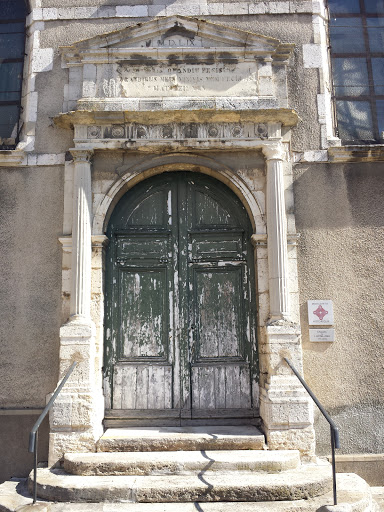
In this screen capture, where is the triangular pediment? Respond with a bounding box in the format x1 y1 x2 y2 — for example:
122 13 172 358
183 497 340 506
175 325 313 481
58 15 296 122
61 16 293 64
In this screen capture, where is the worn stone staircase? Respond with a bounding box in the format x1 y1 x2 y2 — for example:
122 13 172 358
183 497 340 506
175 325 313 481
0 426 380 511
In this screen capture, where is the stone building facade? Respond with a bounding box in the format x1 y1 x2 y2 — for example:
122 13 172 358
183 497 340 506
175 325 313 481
1 0 383 484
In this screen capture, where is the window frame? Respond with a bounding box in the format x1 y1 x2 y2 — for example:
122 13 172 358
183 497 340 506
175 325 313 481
328 0 384 144
0 0 29 150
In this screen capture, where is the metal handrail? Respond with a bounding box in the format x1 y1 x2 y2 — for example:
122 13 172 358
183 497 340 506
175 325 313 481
28 361 78 504
284 357 340 506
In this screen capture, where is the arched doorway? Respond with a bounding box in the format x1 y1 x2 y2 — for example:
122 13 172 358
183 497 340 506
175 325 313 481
104 171 258 426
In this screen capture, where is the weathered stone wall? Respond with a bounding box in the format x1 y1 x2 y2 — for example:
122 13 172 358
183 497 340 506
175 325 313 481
0 166 63 407
293 162 384 455
0 165 63 482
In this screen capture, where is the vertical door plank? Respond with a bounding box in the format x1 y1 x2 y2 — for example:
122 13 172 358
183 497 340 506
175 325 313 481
112 367 122 409
135 365 149 409
163 365 173 409
216 365 226 409
121 366 137 409
240 364 252 408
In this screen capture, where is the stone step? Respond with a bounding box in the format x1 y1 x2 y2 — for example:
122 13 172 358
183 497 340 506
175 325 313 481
29 464 332 503
97 426 265 452
1 474 378 511
64 449 300 476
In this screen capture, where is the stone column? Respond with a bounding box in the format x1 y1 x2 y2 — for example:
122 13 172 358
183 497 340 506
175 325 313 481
259 143 315 459
49 149 103 466
70 149 93 320
263 143 290 321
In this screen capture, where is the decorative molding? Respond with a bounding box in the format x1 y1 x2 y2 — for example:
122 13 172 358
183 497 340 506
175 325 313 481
92 235 109 248
61 16 293 67
0 150 26 167
328 145 384 163
251 233 267 247
86 122 269 142
59 236 72 250
56 107 299 130
251 233 300 248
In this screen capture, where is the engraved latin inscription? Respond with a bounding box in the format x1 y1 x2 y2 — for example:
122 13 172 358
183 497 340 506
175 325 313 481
118 62 262 98
139 36 203 48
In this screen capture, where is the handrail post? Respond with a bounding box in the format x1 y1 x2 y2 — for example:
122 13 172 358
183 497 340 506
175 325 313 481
33 430 38 504
29 361 78 505
331 426 337 505
283 358 339 506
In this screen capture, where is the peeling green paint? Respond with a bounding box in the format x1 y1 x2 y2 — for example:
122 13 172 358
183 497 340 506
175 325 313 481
104 171 258 424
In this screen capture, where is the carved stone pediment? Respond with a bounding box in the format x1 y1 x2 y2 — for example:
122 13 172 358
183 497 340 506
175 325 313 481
61 16 293 59
59 16 295 118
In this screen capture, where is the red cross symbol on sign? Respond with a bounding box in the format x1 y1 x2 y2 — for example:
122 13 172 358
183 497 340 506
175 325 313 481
313 305 328 321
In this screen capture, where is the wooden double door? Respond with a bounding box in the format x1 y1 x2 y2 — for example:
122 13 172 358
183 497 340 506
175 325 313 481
104 172 258 426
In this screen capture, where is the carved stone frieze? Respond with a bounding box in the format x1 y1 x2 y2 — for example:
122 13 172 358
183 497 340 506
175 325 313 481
86 123 269 141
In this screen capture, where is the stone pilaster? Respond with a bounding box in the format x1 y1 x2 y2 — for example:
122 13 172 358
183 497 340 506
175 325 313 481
70 149 93 319
49 149 103 466
259 143 315 459
263 142 290 321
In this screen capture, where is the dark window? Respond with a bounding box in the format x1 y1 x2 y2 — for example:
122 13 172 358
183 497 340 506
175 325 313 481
328 0 384 143
0 0 27 149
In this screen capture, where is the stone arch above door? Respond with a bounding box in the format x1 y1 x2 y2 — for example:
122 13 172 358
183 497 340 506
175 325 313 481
93 154 266 236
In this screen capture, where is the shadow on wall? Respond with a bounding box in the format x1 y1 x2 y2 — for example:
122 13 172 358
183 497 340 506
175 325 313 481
313 404 384 461
293 163 384 229
0 415 49 484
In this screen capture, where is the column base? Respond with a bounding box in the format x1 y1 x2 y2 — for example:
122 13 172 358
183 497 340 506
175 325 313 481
48 318 104 467
259 322 316 459
48 429 100 468
263 426 316 461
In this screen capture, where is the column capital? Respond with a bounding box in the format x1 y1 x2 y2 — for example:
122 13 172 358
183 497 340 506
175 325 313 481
262 142 286 162
69 148 94 163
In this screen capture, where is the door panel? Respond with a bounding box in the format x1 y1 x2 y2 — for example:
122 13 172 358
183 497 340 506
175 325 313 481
191 364 251 410
127 189 170 227
194 190 235 226
190 232 243 261
112 365 173 409
119 269 168 359
116 234 169 262
104 172 258 426
194 268 243 359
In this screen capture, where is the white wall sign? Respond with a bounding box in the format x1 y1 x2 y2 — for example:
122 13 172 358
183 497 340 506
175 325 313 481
307 300 334 325
309 329 335 342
